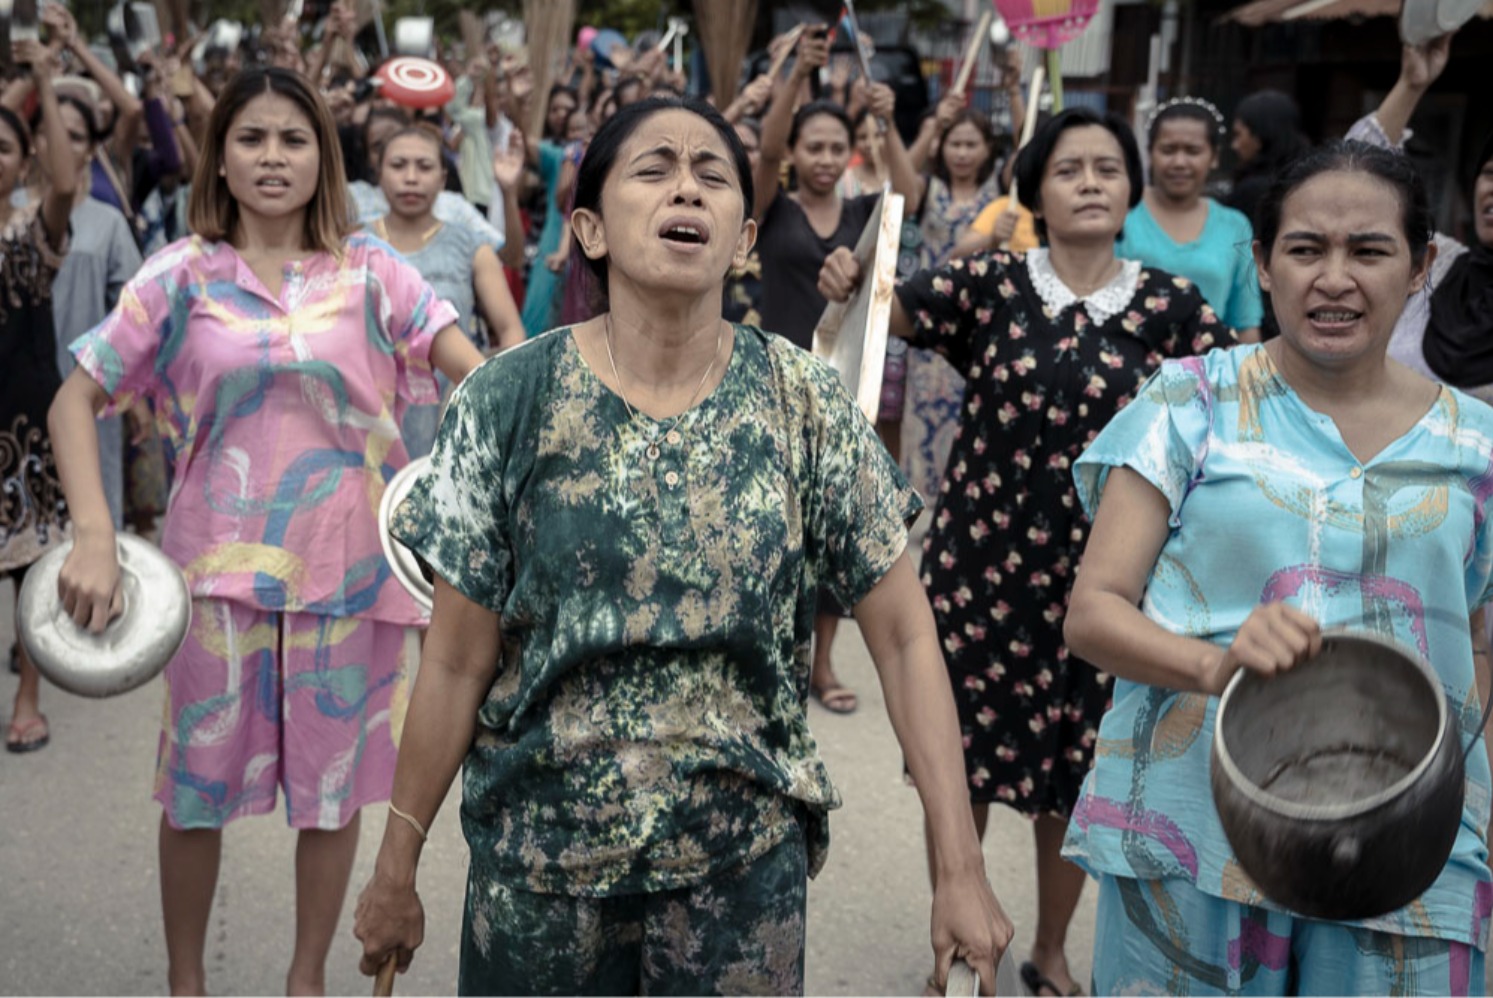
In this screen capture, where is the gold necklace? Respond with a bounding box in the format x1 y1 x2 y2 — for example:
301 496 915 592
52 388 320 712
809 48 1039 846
603 313 723 462
374 216 442 249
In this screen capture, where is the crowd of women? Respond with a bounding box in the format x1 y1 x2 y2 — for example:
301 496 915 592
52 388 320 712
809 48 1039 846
3 6 1493 996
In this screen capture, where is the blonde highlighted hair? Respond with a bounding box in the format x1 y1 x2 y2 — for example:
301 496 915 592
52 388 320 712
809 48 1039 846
188 67 351 255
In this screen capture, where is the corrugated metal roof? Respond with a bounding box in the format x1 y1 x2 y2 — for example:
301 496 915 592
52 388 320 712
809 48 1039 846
1221 0 1493 26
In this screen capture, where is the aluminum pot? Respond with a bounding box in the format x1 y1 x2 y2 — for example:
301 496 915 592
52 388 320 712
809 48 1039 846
1211 631 1465 920
378 456 433 613
17 533 191 698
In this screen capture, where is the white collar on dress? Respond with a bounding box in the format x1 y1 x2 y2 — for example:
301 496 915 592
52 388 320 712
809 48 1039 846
1025 246 1141 327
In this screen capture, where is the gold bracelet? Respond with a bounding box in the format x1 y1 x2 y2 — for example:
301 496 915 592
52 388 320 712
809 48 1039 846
389 802 429 842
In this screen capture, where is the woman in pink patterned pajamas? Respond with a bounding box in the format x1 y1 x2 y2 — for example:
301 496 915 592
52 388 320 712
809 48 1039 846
48 67 483 994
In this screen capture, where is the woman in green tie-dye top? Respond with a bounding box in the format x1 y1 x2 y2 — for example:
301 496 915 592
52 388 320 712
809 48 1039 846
352 95 1014 996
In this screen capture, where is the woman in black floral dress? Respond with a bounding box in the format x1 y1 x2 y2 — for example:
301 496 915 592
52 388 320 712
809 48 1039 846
821 107 1233 996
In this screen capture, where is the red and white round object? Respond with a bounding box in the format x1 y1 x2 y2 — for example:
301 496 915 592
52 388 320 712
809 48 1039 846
374 56 456 109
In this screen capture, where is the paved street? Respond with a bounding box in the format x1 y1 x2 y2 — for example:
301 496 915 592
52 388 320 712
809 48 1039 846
0 570 1095 996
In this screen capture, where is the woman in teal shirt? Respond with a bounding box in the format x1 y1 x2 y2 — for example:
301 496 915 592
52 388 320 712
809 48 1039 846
1118 98 1262 342
1065 142 1493 992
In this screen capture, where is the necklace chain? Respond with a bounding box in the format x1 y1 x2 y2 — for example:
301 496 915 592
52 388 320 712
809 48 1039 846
603 313 723 459
374 216 442 247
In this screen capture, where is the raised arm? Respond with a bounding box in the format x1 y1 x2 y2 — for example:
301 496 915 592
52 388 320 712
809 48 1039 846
909 90 961 175
23 40 76 252
45 5 144 159
753 28 828 223
722 74 772 126
1373 34 1454 146
492 134 527 271
870 82 927 212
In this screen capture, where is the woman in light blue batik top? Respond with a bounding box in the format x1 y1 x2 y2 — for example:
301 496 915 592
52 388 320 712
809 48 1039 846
1117 97 1262 342
1064 141 1493 994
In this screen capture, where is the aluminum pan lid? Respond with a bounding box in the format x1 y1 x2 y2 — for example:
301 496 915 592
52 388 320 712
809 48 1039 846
1401 0 1485 44
378 456 434 613
17 533 191 698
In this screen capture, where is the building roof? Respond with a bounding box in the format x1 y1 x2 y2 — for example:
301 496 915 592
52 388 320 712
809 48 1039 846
1220 0 1493 26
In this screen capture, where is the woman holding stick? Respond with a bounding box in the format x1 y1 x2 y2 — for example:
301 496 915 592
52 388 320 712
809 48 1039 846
352 95 1013 996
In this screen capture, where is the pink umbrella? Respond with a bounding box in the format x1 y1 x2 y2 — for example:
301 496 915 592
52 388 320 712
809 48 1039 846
991 0 1101 49
990 0 1101 112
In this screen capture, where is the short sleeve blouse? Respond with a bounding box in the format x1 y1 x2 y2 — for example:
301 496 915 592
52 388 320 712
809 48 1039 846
70 233 458 624
1116 200 1263 331
399 222 484 348
392 326 922 896
1065 344 1493 947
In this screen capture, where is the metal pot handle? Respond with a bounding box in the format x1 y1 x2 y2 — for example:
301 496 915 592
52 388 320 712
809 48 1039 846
51 539 132 639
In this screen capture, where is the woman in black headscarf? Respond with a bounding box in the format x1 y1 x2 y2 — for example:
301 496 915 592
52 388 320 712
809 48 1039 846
1226 89 1309 228
1350 33 1493 402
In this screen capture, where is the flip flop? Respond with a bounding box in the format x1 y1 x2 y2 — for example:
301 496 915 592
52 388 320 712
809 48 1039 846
5 714 49 754
1020 961 1082 997
810 681 858 715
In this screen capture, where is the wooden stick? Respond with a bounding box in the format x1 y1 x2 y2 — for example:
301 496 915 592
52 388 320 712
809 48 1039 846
1000 61 1045 249
950 10 993 98
766 24 805 81
945 958 980 997
373 955 397 997
459 11 484 62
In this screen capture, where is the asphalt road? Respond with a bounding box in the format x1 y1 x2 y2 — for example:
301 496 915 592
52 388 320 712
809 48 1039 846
0 569 1096 996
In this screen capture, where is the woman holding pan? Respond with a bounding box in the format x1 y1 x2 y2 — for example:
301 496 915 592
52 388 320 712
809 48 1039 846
1061 138 1493 995
820 107 1232 996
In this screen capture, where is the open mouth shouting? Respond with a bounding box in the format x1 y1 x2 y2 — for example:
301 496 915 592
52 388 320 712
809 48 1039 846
658 217 712 250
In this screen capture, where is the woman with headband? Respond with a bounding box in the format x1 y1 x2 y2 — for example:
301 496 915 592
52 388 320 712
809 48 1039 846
1119 97 1263 343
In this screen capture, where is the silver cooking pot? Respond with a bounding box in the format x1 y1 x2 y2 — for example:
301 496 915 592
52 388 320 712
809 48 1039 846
1211 630 1477 920
17 533 191 698
378 456 433 612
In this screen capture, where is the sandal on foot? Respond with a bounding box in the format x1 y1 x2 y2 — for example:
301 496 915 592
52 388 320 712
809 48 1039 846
810 681 858 715
1020 961 1082 997
6 714 49 754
